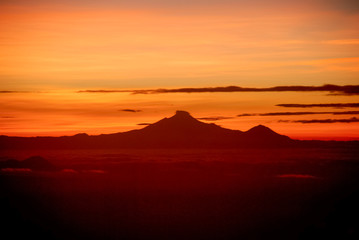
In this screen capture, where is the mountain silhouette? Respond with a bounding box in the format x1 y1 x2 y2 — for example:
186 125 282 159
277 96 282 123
135 111 240 144
142 110 230 133
3 110 354 149
113 110 290 147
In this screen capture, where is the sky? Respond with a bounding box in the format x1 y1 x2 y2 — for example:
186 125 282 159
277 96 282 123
0 0 359 140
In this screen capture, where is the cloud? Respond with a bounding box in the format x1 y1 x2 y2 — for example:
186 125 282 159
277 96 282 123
332 111 359 115
0 91 20 93
237 111 359 117
280 117 359 123
197 116 234 121
79 84 359 95
77 90 131 93
237 113 255 117
1 116 15 118
0 91 35 94
132 84 359 95
119 109 142 113
276 103 359 108
261 112 324 116
137 123 151 126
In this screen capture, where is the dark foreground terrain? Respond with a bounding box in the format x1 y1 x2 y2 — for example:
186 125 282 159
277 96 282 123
1 147 359 239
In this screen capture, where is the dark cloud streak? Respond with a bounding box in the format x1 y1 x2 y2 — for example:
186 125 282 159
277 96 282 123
133 84 359 95
238 111 359 117
78 84 359 95
276 103 359 108
197 116 234 121
0 91 35 94
280 117 359 124
78 90 131 93
137 123 151 126
119 109 142 113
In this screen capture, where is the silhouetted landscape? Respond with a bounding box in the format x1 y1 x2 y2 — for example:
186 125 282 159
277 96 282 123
1 111 359 239
1 111 357 150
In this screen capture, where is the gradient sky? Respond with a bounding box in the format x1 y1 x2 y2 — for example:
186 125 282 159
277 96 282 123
1 0 359 139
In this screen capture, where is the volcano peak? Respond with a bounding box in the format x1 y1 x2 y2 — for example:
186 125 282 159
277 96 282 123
176 110 191 116
174 110 192 117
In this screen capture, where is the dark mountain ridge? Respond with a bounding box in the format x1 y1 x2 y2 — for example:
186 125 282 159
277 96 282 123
0 110 356 149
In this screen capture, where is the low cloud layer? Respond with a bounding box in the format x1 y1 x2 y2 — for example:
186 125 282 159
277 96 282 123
280 117 359 123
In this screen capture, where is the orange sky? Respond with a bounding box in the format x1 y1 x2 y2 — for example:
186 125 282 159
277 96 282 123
0 0 358 139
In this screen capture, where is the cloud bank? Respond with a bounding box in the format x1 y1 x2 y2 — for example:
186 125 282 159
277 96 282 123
237 111 359 117
280 117 359 123
78 84 359 95
276 103 359 108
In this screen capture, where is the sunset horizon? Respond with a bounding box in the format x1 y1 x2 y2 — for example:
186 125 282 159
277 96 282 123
1 1 359 238
1 0 358 140
1 105 359 141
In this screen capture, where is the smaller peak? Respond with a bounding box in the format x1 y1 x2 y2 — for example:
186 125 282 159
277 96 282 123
247 125 275 133
73 133 89 137
252 124 269 129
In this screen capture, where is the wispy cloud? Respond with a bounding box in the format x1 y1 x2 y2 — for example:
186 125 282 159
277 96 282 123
276 103 359 108
237 111 359 117
78 84 359 95
119 109 142 113
0 91 20 93
0 91 35 94
280 117 359 123
137 123 151 126
197 116 234 121
77 90 131 93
